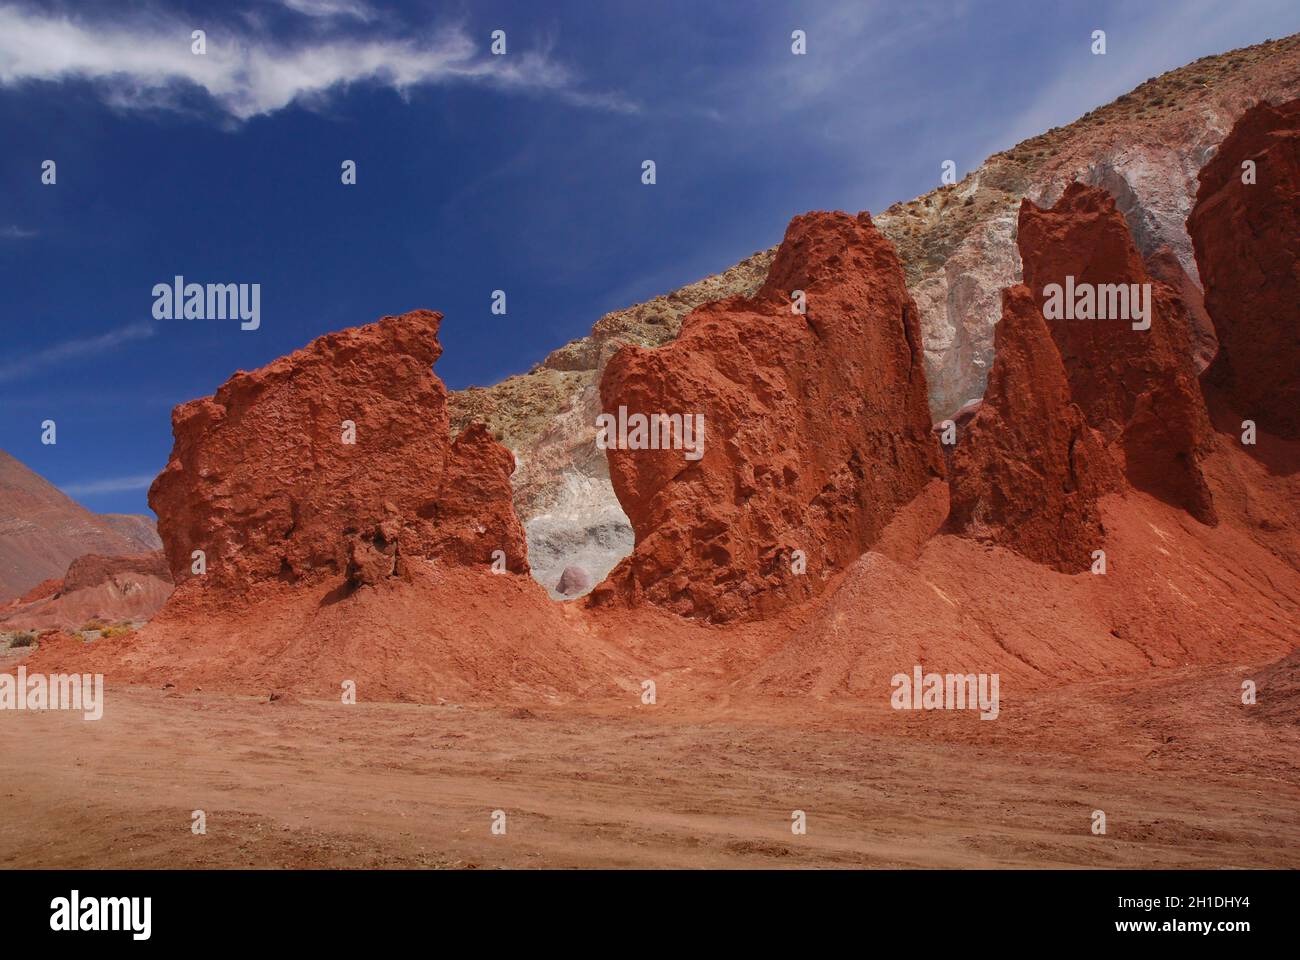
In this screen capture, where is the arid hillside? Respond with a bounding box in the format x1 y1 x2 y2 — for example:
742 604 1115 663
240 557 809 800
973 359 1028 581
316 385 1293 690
449 32 1300 598
0 449 161 601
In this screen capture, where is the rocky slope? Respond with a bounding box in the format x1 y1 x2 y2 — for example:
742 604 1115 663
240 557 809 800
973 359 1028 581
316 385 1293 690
98 514 163 551
885 33 1300 419
593 211 941 622
0 448 160 601
449 33 1300 597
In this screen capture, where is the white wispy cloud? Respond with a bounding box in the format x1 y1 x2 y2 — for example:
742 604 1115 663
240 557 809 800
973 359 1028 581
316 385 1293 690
280 0 377 23
0 5 635 120
1 224 36 238
60 473 157 497
0 321 155 384
697 0 968 126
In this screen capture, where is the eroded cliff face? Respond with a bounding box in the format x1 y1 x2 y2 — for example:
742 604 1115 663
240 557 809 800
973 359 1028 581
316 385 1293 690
1143 245 1218 372
944 104 1300 572
449 35 1300 597
591 211 942 623
1188 97 1300 439
149 310 527 600
1018 183 1217 525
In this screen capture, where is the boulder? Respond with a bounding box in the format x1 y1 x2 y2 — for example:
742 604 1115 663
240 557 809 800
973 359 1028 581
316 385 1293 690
555 565 592 596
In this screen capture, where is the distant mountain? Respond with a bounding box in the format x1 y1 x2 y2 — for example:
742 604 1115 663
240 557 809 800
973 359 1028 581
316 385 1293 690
0 550 172 632
98 513 163 552
0 448 159 600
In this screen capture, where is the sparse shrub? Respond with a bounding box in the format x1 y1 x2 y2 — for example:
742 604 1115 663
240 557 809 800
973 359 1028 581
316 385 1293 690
9 631 37 648
99 624 132 640
80 618 107 632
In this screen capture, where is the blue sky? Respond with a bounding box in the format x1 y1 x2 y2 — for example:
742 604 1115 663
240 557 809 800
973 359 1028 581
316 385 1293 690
1 0 1297 515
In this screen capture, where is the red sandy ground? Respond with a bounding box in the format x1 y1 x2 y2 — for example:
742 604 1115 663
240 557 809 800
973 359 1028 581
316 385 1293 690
1 420 1296 868
0 664 1295 869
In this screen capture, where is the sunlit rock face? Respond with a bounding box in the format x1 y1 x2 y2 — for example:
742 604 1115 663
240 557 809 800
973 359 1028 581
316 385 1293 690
592 210 942 623
151 310 528 600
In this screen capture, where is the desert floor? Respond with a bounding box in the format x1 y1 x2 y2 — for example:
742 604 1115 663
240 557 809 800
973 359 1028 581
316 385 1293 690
2 655 1297 869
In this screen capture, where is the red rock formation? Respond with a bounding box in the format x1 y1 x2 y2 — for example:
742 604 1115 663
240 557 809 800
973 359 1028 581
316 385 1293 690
149 310 528 597
7 577 61 608
1188 97 1300 439
947 285 1119 570
592 211 943 622
1018 183 1217 524
59 552 171 593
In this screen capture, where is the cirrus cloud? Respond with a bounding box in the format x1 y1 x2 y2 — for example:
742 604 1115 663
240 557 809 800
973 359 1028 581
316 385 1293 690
279 0 378 23
0 321 155 384
0 4 636 120
59 473 158 497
